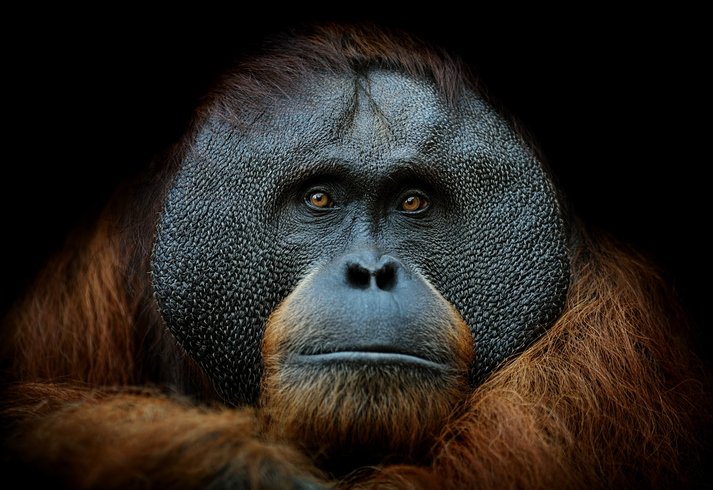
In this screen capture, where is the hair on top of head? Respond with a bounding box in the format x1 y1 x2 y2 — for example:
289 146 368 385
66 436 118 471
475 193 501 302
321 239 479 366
200 23 476 126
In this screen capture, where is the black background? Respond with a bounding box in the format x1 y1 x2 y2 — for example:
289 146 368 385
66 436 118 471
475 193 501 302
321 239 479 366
2 10 709 363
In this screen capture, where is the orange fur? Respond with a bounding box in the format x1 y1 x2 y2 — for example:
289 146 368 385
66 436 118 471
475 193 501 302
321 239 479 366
7 217 138 386
3 383 324 489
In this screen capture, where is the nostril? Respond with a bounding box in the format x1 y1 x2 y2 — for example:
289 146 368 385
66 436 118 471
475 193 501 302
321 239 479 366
344 255 401 291
347 263 371 289
375 263 396 291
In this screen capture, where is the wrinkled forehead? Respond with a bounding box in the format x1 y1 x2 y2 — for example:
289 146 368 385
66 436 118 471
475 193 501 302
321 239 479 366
197 69 528 172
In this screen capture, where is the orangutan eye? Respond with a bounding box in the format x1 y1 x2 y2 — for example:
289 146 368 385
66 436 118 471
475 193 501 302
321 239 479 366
400 193 430 214
305 190 335 209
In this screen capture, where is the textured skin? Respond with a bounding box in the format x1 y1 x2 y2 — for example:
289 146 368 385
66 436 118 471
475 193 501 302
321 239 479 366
151 69 570 404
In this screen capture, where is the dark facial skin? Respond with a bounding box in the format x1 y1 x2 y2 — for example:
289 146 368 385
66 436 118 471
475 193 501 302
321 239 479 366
151 68 569 405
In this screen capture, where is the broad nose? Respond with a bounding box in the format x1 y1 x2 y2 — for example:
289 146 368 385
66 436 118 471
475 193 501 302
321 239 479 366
344 252 400 291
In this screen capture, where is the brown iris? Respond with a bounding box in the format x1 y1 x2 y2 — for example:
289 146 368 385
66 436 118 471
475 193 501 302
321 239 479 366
401 194 429 213
307 191 334 209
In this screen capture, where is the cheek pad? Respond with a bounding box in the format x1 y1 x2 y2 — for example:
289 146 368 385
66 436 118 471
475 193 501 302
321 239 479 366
441 169 569 382
151 126 287 405
410 92 570 383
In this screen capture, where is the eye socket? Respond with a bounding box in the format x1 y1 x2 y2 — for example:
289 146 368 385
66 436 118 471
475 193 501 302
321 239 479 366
305 190 335 210
400 193 430 214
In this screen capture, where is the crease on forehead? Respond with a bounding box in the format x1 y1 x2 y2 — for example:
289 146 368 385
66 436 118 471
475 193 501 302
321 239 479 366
194 68 528 177
206 70 452 144
343 70 449 148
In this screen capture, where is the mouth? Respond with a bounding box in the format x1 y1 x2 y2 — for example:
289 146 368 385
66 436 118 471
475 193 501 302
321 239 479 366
294 347 447 371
